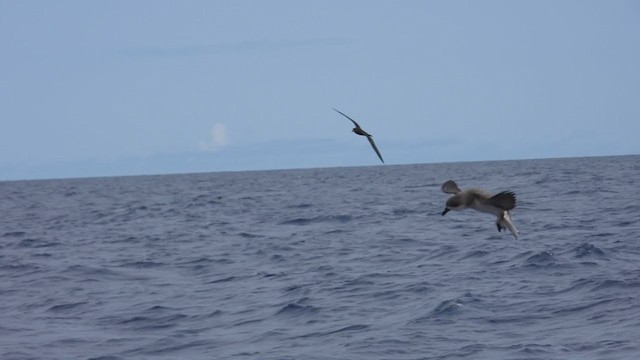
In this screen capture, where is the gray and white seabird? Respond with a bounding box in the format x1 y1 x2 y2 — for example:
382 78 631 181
333 108 384 164
441 180 520 239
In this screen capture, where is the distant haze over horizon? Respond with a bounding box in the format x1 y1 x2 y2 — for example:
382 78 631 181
2 149 637 182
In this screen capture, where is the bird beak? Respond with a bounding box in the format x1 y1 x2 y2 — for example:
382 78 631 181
441 208 450 216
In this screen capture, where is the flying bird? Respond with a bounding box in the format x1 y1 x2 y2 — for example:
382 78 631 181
441 180 520 239
333 108 384 164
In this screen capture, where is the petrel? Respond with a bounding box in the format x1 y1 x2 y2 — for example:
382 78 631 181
333 108 384 164
441 180 520 239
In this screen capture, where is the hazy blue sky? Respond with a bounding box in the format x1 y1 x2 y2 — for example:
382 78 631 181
1 0 639 180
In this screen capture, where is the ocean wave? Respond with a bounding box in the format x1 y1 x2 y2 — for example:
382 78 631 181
486 313 550 324
322 229 349 235
119 261 166 268
208 276 237 284
47 302 88 313
130 338 214 356
410 293 481 324
573 243 605 258
590 279 640 292
552 298 617 315
177 257 232 266
2 231 27 237
424 244 458 260
286 202 314 209
523 250 557 267
295 324 369 339
275 302 320 317
60 265 141 280
87 356 124 360
546 277 595 295
117 313 188 330
0 263 41 273
431 299 465 316
460 249 490 259
16 238 60 248
391 207 419 216
279 214 353 226
2 351 39 360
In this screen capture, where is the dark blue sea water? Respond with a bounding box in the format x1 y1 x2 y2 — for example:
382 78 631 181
1 155 639 360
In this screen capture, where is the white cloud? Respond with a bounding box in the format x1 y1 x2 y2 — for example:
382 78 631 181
210 123 228 147
199 123 228 151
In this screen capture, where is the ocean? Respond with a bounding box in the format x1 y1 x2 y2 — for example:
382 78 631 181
1 155 639 360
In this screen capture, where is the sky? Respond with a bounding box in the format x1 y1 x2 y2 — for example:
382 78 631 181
1 0 639 180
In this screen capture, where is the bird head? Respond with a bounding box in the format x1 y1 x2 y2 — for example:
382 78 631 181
442 196 463 215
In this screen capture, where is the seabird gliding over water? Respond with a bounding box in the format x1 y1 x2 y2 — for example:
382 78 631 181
332 108 384 164
441 180 520 240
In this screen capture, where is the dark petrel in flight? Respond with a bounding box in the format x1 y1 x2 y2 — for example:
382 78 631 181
333 108 384 164
441 180 520 240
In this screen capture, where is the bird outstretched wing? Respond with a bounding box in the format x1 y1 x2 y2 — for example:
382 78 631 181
366 136 384 164
488 191 517 210
333 108 362 130
441 180 461 194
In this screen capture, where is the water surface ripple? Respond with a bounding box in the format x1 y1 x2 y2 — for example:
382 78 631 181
1 156 639 359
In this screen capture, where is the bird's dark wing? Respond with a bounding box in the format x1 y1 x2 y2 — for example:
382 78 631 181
441 180 461 194
488 191 517 210
366 136 384 164
333 108 362 130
